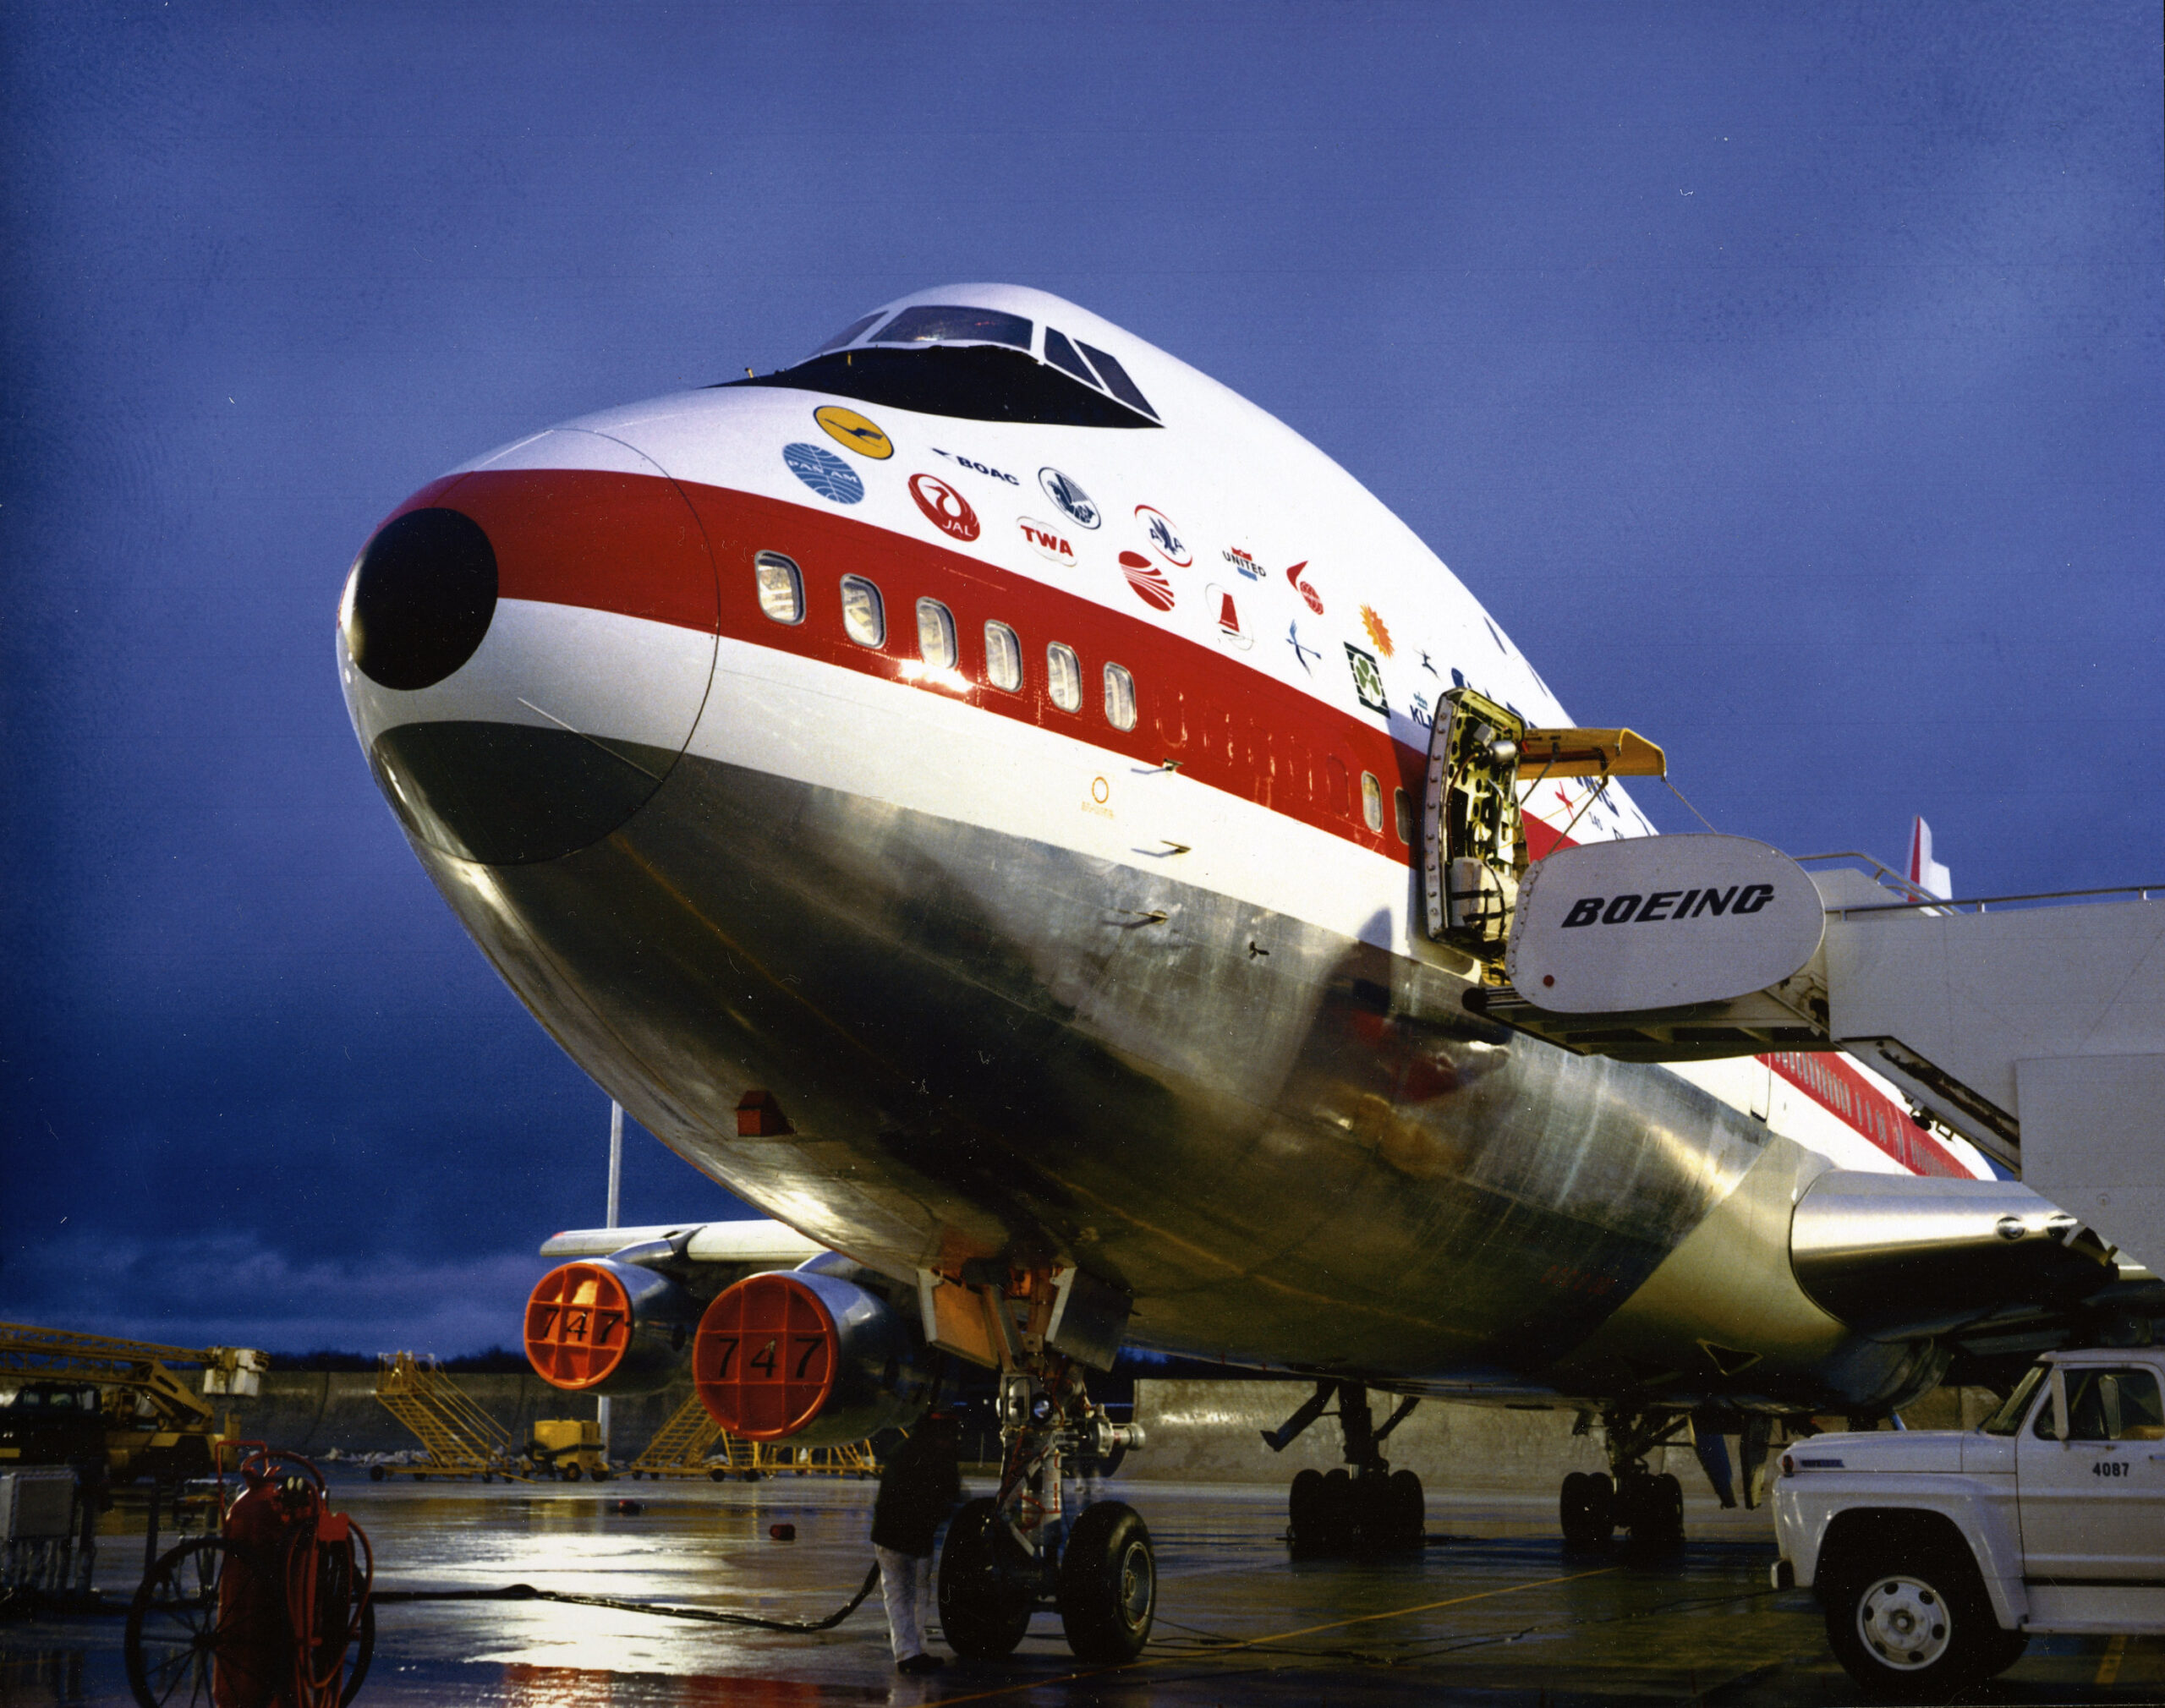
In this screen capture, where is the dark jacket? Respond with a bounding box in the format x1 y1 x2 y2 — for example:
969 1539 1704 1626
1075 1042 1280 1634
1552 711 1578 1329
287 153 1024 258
869 1429 962 1557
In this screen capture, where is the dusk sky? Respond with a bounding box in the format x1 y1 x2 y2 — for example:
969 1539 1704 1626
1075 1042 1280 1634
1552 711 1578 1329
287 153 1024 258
3 4 2158 1354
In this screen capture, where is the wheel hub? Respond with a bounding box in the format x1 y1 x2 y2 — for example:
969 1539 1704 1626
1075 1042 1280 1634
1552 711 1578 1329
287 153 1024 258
1858 1575 1949 1669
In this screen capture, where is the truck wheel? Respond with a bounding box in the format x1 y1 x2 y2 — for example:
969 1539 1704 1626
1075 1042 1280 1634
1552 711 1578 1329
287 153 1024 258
1823 1545 1998 1701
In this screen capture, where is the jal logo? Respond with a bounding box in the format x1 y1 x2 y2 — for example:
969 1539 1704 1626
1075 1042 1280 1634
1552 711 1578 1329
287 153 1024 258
909 473 980 541
1286 561 1324 615
1017 517 1077 567
934 448 1020 486
1205 584 1252 649
1135 506 1191 567
1119 550 1176 611
1222 546 1265 581
1039 467 1101 529
1560 885 1777 927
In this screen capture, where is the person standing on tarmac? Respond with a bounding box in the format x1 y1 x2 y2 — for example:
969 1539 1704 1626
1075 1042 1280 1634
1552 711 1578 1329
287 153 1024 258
871 1412 963 1675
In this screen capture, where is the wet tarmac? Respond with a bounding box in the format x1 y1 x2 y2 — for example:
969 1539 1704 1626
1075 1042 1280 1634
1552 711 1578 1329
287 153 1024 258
4 1474 2157 1705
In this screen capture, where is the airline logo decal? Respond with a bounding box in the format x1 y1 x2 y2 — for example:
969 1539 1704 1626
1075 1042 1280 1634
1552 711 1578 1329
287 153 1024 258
1119 550 1176 611
1345 644 1388 713
1222 545 1265 581
1286 561 1324 615
1206 584 1252 649
813 406 893 460
782 442 864 505
933 448 1019 485
1018 518 1077 567
908 473 980 541
1136 506 1191 567
1286 621 1320 674
1359 604 1395 658
1039 467 1101 529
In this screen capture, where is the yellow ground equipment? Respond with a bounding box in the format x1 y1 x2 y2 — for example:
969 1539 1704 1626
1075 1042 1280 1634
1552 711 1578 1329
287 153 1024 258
0 1322 266 1484
367 1354 528 1482
526 1418 611 1481
756 1439 881 1479
627 1393 726 1479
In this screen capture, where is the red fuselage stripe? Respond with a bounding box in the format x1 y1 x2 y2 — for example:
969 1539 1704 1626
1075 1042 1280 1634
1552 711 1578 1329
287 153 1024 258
398 466 1946 1175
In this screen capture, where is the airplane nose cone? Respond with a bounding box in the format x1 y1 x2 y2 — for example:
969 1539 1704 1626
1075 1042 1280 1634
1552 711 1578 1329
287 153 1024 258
342 506 498 690
338 431 719 866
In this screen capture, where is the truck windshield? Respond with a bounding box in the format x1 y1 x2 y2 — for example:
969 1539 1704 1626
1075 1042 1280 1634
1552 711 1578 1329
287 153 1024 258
1980 1361 2049 1435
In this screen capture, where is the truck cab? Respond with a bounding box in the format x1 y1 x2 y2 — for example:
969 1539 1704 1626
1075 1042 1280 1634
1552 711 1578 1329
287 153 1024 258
1774 1346 2165 1700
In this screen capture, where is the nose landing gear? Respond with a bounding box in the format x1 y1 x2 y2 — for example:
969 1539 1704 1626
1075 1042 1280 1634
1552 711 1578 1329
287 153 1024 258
932 1273 1152 1663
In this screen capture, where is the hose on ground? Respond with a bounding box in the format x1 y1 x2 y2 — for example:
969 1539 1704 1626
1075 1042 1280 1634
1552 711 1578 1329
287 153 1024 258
369 1563 883 1633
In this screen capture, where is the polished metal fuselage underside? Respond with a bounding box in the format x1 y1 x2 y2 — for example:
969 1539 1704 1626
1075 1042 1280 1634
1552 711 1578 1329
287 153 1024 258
406 736 1888 1402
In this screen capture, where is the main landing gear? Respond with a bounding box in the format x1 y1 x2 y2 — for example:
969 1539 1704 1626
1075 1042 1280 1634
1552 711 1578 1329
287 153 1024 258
1263 1381 1425 1556
934 1273 1152 1664
1559 1410 1687 1552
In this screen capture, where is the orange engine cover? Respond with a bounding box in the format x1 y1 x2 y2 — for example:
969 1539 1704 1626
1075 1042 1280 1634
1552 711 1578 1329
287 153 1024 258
693 1273 840 1439
524 1262 636 1389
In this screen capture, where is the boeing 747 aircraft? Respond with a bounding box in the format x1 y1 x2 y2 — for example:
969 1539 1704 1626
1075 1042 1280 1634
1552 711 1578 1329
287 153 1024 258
337 286 2154 1663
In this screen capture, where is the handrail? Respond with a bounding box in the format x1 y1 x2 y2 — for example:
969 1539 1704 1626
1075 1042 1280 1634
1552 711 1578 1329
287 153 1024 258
1828 883 2161 918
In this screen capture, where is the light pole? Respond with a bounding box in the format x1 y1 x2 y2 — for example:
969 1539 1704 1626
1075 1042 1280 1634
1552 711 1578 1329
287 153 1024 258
597 1100 622 1461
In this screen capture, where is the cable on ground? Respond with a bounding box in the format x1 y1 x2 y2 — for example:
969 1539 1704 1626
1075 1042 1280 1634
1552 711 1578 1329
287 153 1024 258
369 1563 881 1633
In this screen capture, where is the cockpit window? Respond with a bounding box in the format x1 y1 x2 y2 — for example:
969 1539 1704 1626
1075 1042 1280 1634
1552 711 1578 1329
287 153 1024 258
1044 328 1099 388
810 311 887 357
872 305 1032 350
1077 342 1157 419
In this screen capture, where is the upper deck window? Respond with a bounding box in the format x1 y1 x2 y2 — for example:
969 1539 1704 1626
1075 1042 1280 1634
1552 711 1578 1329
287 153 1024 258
809 311 887 357
873 305 1032 350
1077 342 1157 420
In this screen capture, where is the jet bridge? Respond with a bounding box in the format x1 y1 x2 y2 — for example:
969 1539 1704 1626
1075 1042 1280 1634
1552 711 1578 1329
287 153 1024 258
1421 690 2165 1274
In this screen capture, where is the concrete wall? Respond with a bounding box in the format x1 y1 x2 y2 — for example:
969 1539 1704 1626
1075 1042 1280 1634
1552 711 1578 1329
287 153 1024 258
1124 1379 2006 1490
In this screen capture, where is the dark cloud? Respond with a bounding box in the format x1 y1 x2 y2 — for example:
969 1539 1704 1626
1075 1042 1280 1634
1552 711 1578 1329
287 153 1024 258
2 4 2157 1349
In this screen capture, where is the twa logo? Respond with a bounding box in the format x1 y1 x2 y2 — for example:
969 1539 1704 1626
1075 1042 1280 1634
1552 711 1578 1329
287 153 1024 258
1205 583 1252 649
1119 550 1176 611
1017 517 1077 567
909 473 979 541
1286 561 1323 615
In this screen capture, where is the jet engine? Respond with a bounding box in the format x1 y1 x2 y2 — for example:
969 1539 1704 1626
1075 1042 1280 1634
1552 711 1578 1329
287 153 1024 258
523 1254 698 1395
693 1257 935 1446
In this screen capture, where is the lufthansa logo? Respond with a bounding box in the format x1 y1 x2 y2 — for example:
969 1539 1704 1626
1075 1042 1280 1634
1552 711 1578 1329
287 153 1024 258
814 406 893 460
1561 884 1775 927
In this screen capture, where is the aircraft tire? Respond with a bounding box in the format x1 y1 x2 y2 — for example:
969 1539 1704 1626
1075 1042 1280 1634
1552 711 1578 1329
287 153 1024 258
1387 1469 1424 1547
938 1497 1033 1659
1560 1471 1614 1549
1287 1467 1324 1546
1057 1501 1155 1662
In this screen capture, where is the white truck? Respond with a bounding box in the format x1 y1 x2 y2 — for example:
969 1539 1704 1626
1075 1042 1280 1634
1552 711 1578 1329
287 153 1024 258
1773 1345 2165 1700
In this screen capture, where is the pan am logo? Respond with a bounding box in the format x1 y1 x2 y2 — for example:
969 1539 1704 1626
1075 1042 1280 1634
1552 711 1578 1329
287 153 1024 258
1119 550 1176 611
1345 644 1388 714
1039 467 1101 530
1135 506 1191 567
782 442 864 505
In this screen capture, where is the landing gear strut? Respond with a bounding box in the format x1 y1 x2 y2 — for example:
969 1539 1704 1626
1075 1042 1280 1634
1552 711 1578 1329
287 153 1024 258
1560 1409 1685 1552
933 1270 1152 1663
1265 1380 1424 1555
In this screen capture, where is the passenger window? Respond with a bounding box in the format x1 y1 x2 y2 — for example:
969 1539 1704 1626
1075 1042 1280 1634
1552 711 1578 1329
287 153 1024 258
839 575 885 648
984 621 1022 693
1394 787 1413 844
1362 772 1384 833
1103 663 1137 731
2063 1368 2165 1442
916 599 956 670
1047 643 1082 713
754 551 803 624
